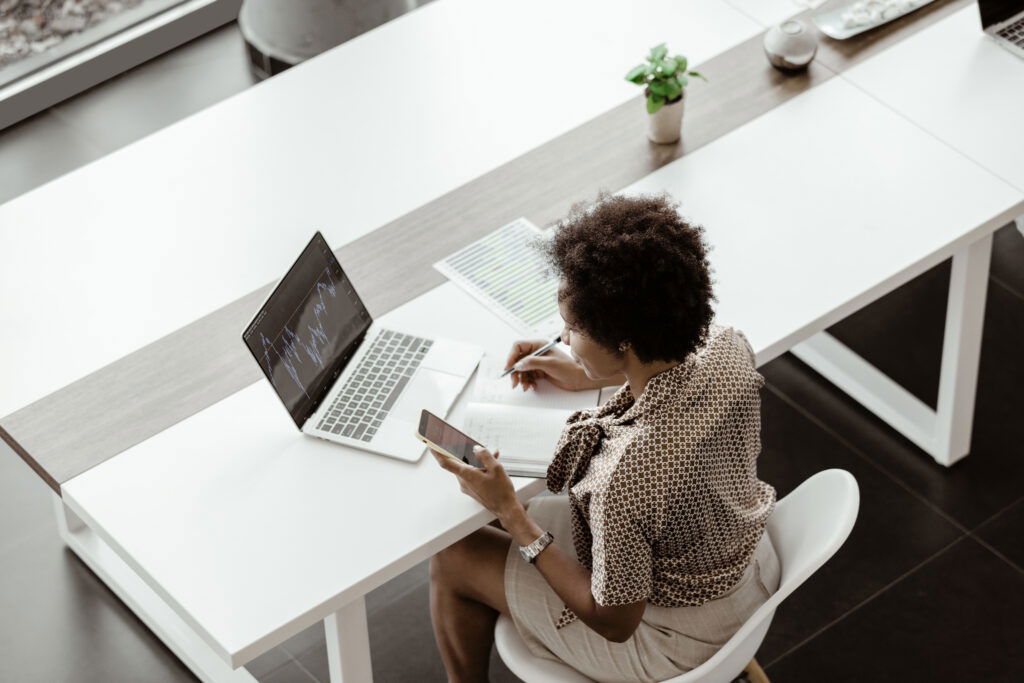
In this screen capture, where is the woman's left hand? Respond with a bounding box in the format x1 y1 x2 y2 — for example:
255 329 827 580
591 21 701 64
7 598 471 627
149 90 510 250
431 446 521 521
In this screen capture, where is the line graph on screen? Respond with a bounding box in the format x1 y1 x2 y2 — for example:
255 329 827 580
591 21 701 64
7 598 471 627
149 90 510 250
258 267 338 398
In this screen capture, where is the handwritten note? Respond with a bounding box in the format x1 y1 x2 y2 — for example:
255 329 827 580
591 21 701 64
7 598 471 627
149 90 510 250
473 355 600 411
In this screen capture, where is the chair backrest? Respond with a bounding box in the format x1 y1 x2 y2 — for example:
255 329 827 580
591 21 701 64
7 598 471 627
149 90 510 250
663 469 859 683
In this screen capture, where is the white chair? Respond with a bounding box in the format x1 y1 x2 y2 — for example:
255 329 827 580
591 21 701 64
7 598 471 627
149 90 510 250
494 469 860 683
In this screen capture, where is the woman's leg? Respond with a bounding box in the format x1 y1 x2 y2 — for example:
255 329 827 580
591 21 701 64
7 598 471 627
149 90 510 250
430 525 513 683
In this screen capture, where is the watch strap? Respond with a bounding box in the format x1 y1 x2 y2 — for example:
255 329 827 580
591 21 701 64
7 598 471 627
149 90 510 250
519 530 554 564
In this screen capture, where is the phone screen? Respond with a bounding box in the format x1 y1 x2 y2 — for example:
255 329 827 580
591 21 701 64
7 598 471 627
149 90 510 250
419 410 485 468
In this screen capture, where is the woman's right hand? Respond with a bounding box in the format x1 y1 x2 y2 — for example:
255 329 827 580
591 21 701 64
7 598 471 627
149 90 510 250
505 339 599 392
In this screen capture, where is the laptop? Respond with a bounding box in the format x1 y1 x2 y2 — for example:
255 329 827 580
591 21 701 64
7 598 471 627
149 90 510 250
242 232 482 461
980 0 1024 58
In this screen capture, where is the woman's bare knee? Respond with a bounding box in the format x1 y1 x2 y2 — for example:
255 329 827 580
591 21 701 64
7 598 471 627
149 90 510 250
431 526 511 614
432 532 480 584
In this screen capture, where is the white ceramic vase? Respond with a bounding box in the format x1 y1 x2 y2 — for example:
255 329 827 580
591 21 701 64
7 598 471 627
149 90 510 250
647 91 685 144
763 19 818 71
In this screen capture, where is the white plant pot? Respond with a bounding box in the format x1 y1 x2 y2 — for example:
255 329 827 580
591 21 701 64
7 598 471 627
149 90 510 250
647 92 684 144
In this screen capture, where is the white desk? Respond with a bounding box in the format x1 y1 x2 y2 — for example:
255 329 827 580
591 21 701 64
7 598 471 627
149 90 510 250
0 0 763 420
786 5 1024 465
842 6 1024 195
722 0 804 26
61 72 1023 682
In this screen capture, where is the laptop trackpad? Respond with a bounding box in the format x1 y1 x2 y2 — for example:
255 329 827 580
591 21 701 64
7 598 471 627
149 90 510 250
390 369 464 424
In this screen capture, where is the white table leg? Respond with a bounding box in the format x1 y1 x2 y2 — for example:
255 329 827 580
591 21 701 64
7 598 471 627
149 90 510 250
791 233 992 467
52 495 257 683
932 232 991 465
1016 214 1023 238
324 597 373 682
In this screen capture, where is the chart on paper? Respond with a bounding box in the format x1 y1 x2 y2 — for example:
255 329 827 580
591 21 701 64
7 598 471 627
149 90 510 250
434 217 562 336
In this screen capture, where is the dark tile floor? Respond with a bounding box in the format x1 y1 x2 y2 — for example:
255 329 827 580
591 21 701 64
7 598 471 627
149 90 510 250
2 19 1023 683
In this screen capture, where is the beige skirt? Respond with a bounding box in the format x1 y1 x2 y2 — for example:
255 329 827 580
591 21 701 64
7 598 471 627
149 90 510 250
504 495 780 683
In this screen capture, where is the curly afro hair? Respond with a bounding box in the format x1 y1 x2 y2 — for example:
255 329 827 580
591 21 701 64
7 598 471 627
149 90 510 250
545 192 715 364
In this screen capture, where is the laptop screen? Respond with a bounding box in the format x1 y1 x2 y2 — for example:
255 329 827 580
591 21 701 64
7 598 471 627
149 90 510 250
979 0 1023 29
243 232 371 428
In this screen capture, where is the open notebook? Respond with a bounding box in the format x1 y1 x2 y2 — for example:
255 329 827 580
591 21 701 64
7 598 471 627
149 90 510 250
463 355 601 477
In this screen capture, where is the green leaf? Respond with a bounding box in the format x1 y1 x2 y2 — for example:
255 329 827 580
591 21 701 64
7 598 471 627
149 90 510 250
648 79 669 96
647 93 665 114
649 43 668 61
660 57 677 74
678 75 689 88
689 70 708 82
625 64 647 83
675 55 688 72
664 77 682 101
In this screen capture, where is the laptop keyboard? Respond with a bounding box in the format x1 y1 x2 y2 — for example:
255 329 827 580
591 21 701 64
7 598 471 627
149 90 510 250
997 16 1024 46
316 330 433 442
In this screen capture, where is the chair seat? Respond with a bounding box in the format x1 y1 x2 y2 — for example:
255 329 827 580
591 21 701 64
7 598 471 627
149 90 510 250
494 614 592 682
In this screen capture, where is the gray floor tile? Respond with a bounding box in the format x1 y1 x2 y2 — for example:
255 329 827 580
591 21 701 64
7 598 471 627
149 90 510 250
245 643 295 680
279 622 324 661
0 532 196 683
366 559 430 615
975 497 1024 572
49 22 254 155
0 443 58 554
765 536 1024 682
0 109 104 205
992 221 1024 300
259 658 318 683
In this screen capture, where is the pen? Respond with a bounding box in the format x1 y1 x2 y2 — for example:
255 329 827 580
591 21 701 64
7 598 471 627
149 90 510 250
500 336 562 378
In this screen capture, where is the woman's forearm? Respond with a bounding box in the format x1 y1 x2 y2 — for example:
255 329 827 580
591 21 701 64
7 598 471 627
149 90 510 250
498 502 643 642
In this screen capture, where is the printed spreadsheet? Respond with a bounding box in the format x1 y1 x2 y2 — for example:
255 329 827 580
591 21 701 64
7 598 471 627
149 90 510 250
434 218 563 337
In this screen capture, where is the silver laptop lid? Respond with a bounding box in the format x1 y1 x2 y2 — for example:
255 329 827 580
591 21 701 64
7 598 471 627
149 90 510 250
242 232 372 429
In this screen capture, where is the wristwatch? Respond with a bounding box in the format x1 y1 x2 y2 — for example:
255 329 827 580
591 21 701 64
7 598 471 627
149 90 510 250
519 531 554 564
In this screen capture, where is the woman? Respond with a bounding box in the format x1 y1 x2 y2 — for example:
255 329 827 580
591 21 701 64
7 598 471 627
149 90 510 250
430 193 779 683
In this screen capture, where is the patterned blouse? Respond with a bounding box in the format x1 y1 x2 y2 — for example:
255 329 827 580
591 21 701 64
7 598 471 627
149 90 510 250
546 325 776 629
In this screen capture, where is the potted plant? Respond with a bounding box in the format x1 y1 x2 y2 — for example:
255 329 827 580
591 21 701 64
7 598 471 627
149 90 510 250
625 43 707 144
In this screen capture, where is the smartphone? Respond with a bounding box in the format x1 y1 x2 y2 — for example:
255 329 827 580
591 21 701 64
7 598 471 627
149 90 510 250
416 409 485 468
